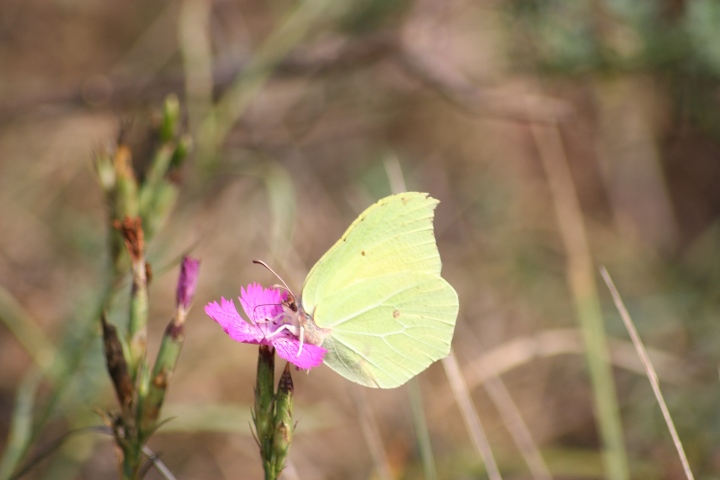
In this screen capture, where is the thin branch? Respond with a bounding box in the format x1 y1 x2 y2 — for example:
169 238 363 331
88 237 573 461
0 33 395 121
0 29 571 128
142 445 178 480
460 328 695 392
394 47 572 124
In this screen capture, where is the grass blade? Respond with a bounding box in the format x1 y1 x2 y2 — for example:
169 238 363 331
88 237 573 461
530 118 629 480
0 369 42 479
407 378 438 480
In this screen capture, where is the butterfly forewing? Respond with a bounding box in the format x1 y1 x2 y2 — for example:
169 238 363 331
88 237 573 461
301 192 442 314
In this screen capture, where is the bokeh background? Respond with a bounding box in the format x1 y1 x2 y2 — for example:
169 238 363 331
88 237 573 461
2 0 720 478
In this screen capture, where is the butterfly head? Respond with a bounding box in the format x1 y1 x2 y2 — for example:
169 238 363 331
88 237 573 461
253 259 331 346
282 291 299 313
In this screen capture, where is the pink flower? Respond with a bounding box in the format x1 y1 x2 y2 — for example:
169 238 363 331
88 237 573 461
205 283 326 369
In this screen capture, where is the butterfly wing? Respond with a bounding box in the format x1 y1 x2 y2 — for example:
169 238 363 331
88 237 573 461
302 192 442 310
300 192 459 388
317 272 458 388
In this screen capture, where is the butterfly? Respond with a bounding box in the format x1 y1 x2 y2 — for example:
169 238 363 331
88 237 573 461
265 192 459 389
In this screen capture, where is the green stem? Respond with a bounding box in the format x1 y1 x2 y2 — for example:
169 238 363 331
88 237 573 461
119 438 143 480
128 256 149 380
112 146 139 220
140 318 185 435
272 364 294 476
0 369 42 479
532 121 629 479
254 346 276 480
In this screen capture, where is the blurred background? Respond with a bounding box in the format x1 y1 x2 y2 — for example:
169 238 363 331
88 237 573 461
2 0 720 478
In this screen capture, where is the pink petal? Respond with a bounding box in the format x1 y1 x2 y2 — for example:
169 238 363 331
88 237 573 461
205 298 265 344
206 284 325 371
273 336 326 369
239 283 285 324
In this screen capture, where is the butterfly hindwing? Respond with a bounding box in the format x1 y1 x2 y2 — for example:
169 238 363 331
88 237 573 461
319 272 458 388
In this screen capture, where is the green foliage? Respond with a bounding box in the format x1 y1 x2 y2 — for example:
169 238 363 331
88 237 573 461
686 0 720 76
507 0 720 76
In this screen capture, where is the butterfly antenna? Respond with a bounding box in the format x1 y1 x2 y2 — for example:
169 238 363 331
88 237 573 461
252 259 293 294
271 284 292 296
253 260 299 312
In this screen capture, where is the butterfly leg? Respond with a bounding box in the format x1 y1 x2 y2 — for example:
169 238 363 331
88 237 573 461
263 323 305 357
265 323 299 338
297 326 304 357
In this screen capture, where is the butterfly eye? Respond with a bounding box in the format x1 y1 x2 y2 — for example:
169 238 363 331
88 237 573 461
282 292 299 313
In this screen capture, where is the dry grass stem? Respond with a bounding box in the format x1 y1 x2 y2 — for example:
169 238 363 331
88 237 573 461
395 47 572 124
461 326 552 480
179 0 214 143
600 267 695 480
484 376 552 479
141 445 177 480
353 390 393 480
442 350 502 480
384 155 407 195
0 286 57 373
407 378 438 480
460 329 693 392
530 116 628 479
